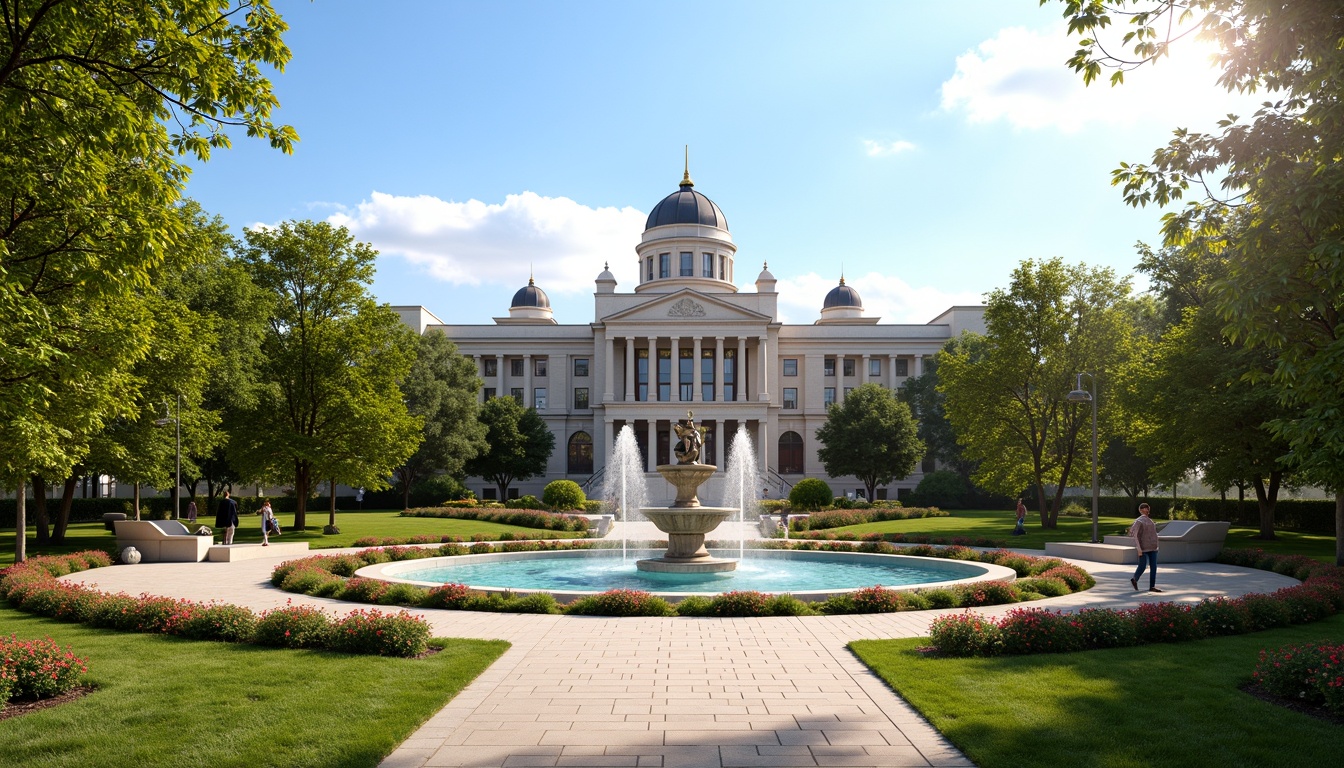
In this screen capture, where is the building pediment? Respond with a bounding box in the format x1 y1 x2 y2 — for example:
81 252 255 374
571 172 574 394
598 289 772 327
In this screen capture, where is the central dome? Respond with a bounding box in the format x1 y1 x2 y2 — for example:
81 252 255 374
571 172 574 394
644 178 728 231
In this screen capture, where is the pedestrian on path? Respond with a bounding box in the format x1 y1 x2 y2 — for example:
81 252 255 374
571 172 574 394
216 490 239 545
1012 498 1027 536
187 499 197 524
259 500 276 546
1129 502 1162 592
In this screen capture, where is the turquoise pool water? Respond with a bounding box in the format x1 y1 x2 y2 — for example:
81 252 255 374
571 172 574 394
391 549 981 594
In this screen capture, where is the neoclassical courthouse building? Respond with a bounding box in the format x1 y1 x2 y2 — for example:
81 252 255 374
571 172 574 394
395 170 985 504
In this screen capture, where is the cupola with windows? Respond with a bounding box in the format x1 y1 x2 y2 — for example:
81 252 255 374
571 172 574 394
635 151 738 294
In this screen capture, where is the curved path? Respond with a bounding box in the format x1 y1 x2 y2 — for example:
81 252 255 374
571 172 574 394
61 530 1297 768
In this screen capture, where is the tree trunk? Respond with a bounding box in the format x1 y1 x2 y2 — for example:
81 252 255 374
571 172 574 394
403 479 411 512
1335 490 1343 567
1252 473 1279 540
133 485 141 521
328 478 337 529
14 478 26 563
1047 483 1066 529
52 476 77 543
29 474 50 544
293 460 310 530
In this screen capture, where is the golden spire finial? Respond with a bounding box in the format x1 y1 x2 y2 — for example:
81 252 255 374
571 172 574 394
529 263 535 286
681 145 693 187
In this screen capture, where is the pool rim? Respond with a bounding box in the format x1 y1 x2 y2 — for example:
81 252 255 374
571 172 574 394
355 548 1019 603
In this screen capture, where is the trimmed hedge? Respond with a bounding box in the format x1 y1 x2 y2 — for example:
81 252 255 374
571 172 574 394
1062 494 1338 535
791 506 948 531
400 506 590 532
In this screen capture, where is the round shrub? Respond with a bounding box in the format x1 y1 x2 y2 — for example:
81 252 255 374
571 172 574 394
929 613 1001 657
1239 593 1292 631
1038 565 1094 592
849 586 908 614
956 581 1020 607
1274 585 1336 624
1253 642 1344 715
281 566 343 595
919 588 960 609
1131 602 1202 644
1 634 88 700
1192 597 1249 637
764 594 815 616
180 603 259 643
327 609 430 657
1015 577 1069 598
542 480 587 511
565 589 674 617
789 478 833 512
254 604 332 649
505 494 544 510
421 583 473 610
1073 608 1137 648
340 577 391 604
675 596 713 617
996 608 1085 655
708 591 770 617
380 583 429 606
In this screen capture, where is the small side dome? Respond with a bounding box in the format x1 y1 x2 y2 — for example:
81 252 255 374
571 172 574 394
757 261 775 282
822 277 863 309
596 262 616 282
511 277 550 309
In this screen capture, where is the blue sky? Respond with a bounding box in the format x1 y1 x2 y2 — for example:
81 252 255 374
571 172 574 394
183 1 1252 325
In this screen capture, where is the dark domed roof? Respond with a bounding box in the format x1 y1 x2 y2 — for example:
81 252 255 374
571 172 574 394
823 277 863 309
644 178 728 231
511 277 550 308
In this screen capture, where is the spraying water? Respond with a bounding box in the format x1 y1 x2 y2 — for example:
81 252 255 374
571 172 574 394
722 427 759 561
602 425 649 562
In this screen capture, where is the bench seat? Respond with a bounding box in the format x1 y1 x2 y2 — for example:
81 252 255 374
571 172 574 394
113 519 213 563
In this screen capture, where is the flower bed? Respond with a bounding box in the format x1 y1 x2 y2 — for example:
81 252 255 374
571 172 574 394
790 506 949 532
0 633 89 712
1253 641 1344 716
0 553 428 657
269 542 1095 616
400 506 590 532
929 551 1344 657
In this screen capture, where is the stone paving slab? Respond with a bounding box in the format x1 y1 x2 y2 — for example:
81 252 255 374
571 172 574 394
57 541 1298 768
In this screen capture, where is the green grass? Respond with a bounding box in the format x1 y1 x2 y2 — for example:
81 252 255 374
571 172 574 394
827 508 1338 561
1 509 587 566
851 614 1344 768
0 606 507 767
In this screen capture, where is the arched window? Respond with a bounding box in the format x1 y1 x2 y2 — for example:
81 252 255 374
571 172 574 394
778 431 804 474
567 431 594 475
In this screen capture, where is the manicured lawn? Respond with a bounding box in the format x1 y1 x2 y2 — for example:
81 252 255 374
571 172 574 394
0 607 507 767
0 510 588 566
829 509 1338 561
851 614 1344 768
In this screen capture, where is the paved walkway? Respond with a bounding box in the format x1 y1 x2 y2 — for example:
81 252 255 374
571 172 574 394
62 525 1298 768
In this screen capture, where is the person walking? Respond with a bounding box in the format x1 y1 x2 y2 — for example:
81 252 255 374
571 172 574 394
259 500 275 546
187 499 198 524
1012 498 1027 536
1129 502 1162 592
215 490 239 545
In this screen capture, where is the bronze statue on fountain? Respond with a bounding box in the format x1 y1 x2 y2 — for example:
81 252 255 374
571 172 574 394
637 412 737 573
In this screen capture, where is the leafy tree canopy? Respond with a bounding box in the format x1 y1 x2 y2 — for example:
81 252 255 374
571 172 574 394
394 330 487 509
815 383 924 502
464 397 555 501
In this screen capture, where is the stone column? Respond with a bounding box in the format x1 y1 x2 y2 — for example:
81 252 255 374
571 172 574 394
692 337 703 402
602 417 614 475
758 335 769 401
523 353 532 408
837 354 845 402
708 419 719 466
495 354 504 400
888 354 897 390
915 354 924 377
648 336 659 401
646 419 656 473
670 336 680 401
758 421 770 480
736 337 746 402
714 336 725 402
862 353 871 386
604 336 615 402
625 337 635 402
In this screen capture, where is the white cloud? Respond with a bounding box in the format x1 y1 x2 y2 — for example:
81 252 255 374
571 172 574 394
863 139 916 157
774 272 985 325
327 191 646 295
940 25 1245 133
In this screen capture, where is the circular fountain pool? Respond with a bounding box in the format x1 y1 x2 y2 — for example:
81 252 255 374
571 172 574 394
357 549 1016 603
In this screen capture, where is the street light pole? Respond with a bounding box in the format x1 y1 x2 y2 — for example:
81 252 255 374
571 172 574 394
1067 373 1100 543
174 392 181 521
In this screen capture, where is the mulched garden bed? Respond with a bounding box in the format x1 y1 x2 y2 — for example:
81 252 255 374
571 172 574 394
0 685 98 722
1240 683 1344 727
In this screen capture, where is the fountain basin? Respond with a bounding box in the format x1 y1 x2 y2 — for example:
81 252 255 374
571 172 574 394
637 507 737 572
359 548 1018 604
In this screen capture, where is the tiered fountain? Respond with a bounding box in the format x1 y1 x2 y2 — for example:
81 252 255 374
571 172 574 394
636 412 738 574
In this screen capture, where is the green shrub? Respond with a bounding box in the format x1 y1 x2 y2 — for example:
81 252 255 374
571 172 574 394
674 596 713 617
180 603 259 643
340 578 391 604
996 608 1085 654
1 634 89 700
919 588 959 609
1014 577 1070 597
253 604 332 649
565 589 674 617
764 594 815 616
1254 642 1344 715
409 474 474 506
788 478 833 511
928 613 1001 656
1037 565 1094 591
327 609 430 657
1074 607 1138 648
1131 602 1202 643
708 591 770 617
420 583 473 610
1239 593 1292 631
1192 597 1250 637
505 495 544 510
956 581 1020 607
380 583 429 606
542 480 586 511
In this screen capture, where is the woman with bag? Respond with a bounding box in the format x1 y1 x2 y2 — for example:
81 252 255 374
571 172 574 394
260 501 277 546
1012 499 1027 536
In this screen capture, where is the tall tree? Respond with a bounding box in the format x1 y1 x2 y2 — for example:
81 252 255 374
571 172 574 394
900 344 977 481
394 330 487 510
939 258 1137 527
231 221 421 530
816 383 924 502
1051 0 1344 560
465 397 555 501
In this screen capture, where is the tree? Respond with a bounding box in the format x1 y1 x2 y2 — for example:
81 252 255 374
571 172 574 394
1 1 294 561
393 330 488 510
1097 437 1157 506
815 383 924 502
464 397 555 501
231 221 421 531
938 258 1137 527
900 345 978 481
1051 0 1344 561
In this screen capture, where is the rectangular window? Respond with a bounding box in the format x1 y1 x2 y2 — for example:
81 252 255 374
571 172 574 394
533 387 547 410
876 488 888 500
573 387 589 410
868 359 880 377
482 487 497 500
702 253 714 277
510 387 524 404
484 387 496 400
647 256 654 281
483 358 497 377
719 255 726 280
680 252 693 277
823 358 835 377
659 253 670 278
723 349 736 401
679 348 693 401
895 358 909 377
508 488 519 500
701 351 715 401
637 349 649 401
843 359 855 377
573 358 589 377
510 359 524 377
534 358 547 377
782 358 798 377
783 387 798 409
658 348 671 401
824 387 836 407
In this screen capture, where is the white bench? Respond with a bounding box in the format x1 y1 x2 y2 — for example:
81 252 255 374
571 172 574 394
113 519 213 563
1102 520 1232 563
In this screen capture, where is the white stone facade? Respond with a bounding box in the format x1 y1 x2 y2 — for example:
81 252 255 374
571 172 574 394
399 176 985 504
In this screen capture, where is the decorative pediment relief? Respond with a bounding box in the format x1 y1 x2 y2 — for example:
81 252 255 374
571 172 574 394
667 298 706 318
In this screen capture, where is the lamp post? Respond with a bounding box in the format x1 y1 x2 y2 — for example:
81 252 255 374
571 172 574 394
154 393 182 520
1066 373 1099 543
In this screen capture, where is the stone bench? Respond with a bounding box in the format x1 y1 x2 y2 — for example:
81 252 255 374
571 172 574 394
1043 541 1139 564
101 512 127 532
206 542 310 562
1103 520 1231 563
114 519 213 563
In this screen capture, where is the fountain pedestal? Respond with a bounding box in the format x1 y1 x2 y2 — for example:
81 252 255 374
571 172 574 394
637 463 737 573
